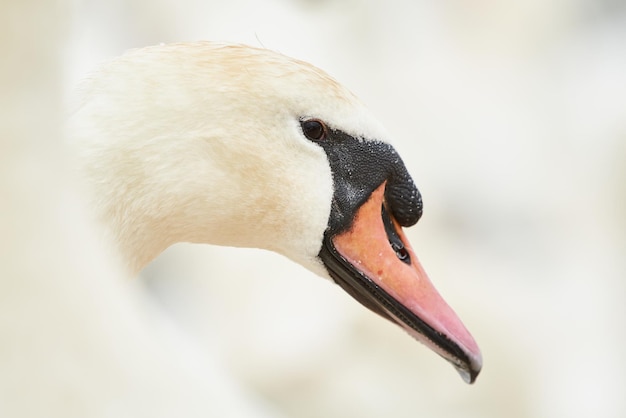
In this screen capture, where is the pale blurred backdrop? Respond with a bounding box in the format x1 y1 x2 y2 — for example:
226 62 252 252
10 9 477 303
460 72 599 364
3 0 626 417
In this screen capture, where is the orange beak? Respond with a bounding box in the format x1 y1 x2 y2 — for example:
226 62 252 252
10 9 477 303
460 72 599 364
320 183 482 383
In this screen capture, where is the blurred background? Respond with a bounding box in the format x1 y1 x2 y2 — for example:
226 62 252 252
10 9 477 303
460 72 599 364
3 0 626 417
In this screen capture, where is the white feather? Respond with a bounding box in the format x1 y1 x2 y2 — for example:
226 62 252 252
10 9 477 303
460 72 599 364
69 42 389 275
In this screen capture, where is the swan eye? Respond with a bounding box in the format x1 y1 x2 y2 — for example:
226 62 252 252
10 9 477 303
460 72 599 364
301 119 328 141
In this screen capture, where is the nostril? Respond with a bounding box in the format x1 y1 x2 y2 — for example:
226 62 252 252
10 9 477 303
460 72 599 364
391 242 409 262
382 205 411 265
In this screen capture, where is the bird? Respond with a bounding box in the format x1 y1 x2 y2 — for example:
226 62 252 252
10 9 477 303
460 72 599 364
68 41 482 383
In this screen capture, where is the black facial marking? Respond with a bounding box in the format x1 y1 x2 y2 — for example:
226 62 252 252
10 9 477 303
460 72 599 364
303 126 422 236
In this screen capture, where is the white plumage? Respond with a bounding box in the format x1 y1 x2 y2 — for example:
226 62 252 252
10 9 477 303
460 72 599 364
69 42 388 276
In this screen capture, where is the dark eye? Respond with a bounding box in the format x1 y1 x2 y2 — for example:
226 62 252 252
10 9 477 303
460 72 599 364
301 119 328 141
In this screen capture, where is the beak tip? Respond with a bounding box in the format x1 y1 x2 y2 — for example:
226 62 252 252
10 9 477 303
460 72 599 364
454 351 483 384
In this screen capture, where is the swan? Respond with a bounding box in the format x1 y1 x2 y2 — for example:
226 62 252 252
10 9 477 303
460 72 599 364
69 41 482 383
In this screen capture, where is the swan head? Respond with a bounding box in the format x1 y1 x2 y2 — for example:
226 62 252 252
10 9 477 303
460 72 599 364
70 42 482 383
